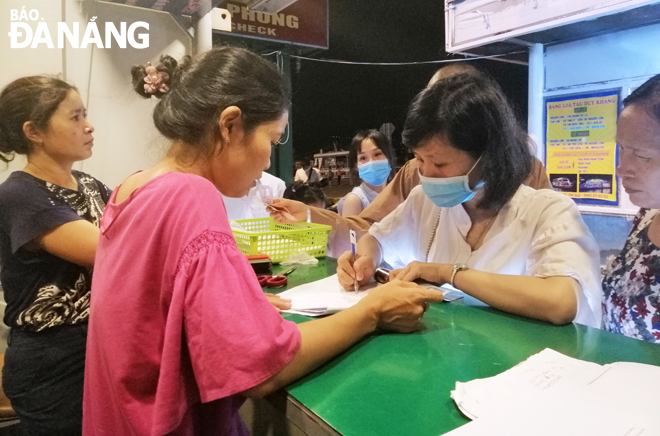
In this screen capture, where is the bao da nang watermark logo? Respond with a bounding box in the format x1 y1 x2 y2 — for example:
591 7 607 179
9 7 149 49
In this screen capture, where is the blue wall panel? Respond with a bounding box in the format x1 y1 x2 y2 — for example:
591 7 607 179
545 23 660 91
582 214 634 265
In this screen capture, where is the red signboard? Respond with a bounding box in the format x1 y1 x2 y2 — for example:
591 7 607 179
216 0 328 49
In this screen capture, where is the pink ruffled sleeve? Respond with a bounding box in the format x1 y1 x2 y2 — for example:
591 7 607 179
176 231 301 403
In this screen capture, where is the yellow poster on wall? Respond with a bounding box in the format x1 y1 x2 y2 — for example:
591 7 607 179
545 91 619 205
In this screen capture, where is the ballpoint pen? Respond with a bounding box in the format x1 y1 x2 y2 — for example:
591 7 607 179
350 229 358 293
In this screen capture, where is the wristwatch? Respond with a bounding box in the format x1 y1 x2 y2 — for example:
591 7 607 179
450 263 469 288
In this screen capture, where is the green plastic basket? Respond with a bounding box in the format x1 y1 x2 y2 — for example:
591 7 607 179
231 218 332 263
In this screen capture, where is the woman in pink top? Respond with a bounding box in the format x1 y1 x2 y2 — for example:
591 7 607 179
83 48 443 436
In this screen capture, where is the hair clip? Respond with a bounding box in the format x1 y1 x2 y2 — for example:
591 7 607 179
144 65 170 94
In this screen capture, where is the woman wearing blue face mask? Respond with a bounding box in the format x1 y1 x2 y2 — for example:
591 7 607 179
337 130 395 216
337 73 603 327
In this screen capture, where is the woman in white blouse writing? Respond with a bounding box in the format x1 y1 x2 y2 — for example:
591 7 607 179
338 73 602 327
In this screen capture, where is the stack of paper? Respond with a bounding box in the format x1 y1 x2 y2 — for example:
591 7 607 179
279 275 377 316
279 274 461 317
446 348 660 435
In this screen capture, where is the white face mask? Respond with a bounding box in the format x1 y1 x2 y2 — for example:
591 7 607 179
419 156 483 207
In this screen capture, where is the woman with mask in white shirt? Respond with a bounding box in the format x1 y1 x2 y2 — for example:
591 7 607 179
337 73 602 327
337 129 395 216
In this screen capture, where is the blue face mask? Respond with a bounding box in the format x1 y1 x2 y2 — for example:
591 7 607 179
419 157 483 208
358 159 391 186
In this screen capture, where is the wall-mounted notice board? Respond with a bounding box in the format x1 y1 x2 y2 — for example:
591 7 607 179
544 90 620 206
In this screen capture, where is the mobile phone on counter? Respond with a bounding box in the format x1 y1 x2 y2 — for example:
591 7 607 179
374 268 390 284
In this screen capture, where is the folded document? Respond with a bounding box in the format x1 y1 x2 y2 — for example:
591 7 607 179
446 348 660 436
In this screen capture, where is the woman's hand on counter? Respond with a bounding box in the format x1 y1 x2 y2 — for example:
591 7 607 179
360 280 445 333
390 261 451 285
264 293 292 312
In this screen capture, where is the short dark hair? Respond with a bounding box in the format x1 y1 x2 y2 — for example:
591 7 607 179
623 74 660 121
283 181 327 207
131 47 291 157
402 73 533 210
427 63 481 87
0 76 77 164
347 129 395 186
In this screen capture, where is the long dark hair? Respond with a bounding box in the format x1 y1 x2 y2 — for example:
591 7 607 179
0 76 77 164
283 181 327 207
131 47 291 158
402 73 533 210
347 129 395 186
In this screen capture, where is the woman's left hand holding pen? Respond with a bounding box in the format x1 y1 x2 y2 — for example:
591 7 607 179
337 251 375 291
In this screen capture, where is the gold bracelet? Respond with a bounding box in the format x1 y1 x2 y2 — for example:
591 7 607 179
450 263 469 288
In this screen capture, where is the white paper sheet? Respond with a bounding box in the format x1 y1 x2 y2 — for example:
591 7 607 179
279 274 377 316
445 348 660 436
279 275 458 316
450 348 603 420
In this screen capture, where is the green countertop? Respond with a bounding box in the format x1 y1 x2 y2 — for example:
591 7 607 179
264 258 660 436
